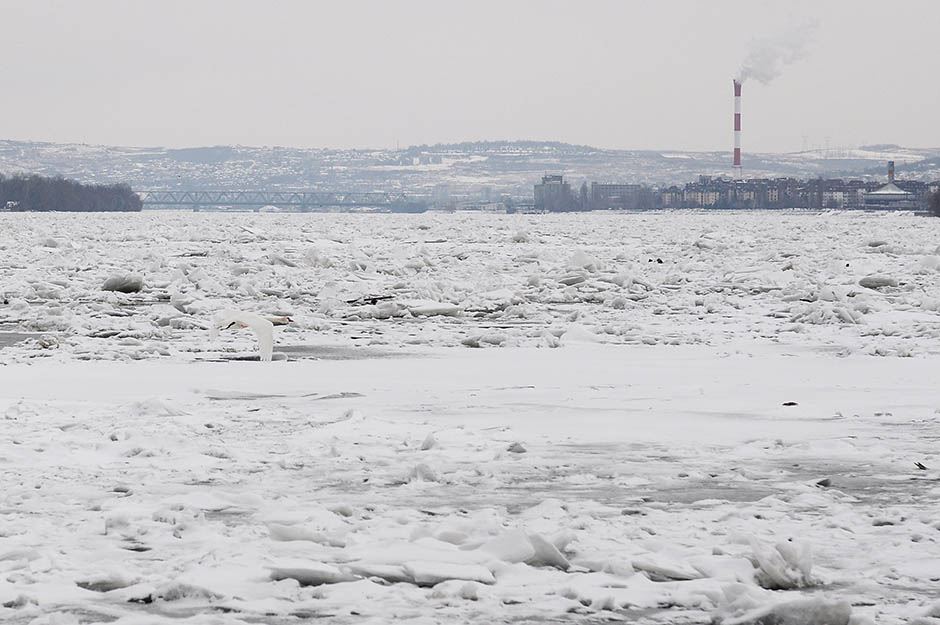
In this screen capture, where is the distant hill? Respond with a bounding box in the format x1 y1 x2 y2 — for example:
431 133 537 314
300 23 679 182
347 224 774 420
1 139 938 201
165 146 243 164
404 140 600 153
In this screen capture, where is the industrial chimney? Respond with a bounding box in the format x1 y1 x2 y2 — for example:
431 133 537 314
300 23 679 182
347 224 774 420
887 160 895 184
733 79 742 178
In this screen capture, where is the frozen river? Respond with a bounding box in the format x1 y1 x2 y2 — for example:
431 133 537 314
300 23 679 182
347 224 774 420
1 211 939 624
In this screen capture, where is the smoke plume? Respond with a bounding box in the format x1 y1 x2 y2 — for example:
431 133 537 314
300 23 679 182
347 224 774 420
738 19 818 84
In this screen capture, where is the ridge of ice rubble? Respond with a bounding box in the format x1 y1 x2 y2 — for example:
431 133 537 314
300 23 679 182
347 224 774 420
2 212 940 362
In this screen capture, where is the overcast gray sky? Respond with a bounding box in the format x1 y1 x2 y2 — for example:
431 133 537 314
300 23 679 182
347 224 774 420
2 0 937 152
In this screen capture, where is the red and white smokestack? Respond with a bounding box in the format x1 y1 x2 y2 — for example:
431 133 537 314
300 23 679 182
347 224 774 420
733 79 742 177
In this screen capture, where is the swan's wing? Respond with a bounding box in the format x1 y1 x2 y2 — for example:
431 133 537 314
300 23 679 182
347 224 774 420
243 315 274 362
255 322 273 362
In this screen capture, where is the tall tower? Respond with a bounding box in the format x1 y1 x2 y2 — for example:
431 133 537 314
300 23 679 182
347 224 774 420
733 79 742 178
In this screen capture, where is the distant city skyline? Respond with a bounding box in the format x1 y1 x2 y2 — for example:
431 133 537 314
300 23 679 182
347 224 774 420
2 0 938 153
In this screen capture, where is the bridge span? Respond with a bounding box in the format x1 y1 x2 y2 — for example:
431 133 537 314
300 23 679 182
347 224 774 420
139 190 428 212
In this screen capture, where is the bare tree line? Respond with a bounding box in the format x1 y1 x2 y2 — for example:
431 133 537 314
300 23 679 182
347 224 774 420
0 174 141 212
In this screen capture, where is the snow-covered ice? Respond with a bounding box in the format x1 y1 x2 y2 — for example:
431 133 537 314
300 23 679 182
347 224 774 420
1 210 939 624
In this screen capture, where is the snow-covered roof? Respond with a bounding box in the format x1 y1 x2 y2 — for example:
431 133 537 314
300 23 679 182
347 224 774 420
868 182 912 196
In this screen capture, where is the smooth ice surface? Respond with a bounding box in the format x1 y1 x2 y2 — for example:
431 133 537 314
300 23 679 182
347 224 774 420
1 211 939 624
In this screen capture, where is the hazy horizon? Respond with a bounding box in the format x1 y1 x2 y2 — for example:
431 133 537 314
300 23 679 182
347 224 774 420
3 0 939 153
3 136 937 156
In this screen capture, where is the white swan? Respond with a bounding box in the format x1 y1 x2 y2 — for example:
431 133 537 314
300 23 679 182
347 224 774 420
210 310 279 361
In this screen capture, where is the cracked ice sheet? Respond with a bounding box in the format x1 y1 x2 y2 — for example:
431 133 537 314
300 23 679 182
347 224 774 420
1 344 939 624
